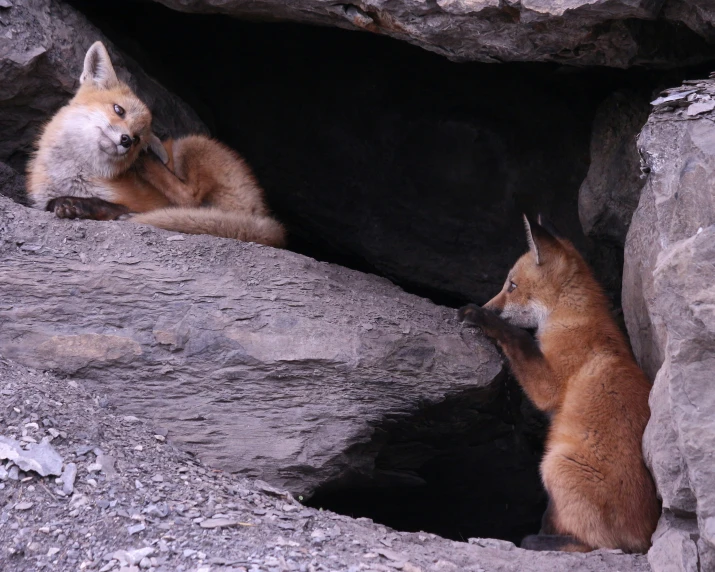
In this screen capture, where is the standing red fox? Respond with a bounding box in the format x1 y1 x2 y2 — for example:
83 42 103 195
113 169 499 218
26 41 285 248
459 216 658 553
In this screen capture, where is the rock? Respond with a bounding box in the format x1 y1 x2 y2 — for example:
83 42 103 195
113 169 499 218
0 0 205 176
578 90 650 245
61 462 77 495
0 162 27 205
149 0 715 67
0 193 501 497
0 435 63 477
648 511 700 572
14 501 33 510
624 77 715 568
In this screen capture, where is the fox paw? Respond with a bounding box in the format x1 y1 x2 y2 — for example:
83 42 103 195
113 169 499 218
47 196 130 221
458 304 504 334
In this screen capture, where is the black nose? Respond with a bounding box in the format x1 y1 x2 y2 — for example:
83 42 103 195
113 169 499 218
119 134 132 149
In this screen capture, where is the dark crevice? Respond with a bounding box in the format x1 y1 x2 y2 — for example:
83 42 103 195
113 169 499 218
306 374 549 544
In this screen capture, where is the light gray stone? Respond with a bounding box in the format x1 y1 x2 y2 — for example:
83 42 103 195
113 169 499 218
0 194 502 495
624 78 715 570
0 435 63 477
648 511 699 572
151 0 715 67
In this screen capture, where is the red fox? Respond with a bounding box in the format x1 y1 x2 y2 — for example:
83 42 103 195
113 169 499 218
26 41 285 248
459 216 658 553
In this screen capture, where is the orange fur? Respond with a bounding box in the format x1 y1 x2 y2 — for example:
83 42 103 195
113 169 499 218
26 41 285 248
460 217 659 553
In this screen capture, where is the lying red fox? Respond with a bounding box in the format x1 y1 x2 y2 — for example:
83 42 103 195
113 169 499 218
460 216 658 553
27 41 285 247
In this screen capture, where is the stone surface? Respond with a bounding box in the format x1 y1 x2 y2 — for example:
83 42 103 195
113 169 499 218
578 90 650 246
0 0 205 173
0 358 651 571
624 78 715 570
0 436 64 477
149 0 715 67
0 162 27 205
0 194 502 497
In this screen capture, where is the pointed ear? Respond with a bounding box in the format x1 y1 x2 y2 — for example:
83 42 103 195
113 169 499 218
523 214 559 265
536 213 563 239
144 132 169 164
80 42 119 89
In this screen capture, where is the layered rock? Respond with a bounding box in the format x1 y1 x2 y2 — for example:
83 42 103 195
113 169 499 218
0 194 502 497
150 0 715 67
0 0 205 173
623 79 715 570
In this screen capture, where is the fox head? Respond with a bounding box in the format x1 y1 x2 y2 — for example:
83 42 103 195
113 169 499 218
483 215 584 330
62 41 167 176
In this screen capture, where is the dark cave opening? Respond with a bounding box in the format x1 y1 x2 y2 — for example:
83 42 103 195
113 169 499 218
62 0 697 309
306 374 549 544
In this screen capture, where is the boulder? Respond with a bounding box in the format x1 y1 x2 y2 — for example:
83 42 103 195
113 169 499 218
0 0 205 174
623 78 715 569
578 89 649 246
0 194 502 496
149 0 715 67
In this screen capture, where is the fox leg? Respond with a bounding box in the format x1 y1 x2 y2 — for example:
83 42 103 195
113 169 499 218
47 196 130 221
136 153 199 207
458 304 559 411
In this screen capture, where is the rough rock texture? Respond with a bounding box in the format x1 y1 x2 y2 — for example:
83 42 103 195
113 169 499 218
0 194 502 499
0 358 651 571
0 0 205 173
623 78 715 570
578 90 650 246
149 0 715 67
0 162 27 205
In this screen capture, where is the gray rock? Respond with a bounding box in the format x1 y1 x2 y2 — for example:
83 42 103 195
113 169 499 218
0 194 502 496
150 0 715 67
624 78 715 569
648 511 699 572
0 0 205 171
61 462 77 495
578 90 649 245
0 435 63 477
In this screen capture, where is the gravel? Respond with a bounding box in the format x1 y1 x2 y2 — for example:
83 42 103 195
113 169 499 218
0 358 652 571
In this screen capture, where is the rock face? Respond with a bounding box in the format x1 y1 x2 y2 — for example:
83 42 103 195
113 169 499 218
149 0 715 67
623 79 715 570
0 194 502 498
0 0 205 172
578 90 650 246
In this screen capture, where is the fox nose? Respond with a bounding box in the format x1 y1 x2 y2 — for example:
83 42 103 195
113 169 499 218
119 134 132 149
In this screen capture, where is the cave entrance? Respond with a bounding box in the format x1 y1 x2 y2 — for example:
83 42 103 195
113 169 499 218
307 375 549 544
63 0 679 310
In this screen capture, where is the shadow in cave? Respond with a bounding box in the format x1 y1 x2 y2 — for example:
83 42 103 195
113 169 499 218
61 0 689 309
307 375 549 544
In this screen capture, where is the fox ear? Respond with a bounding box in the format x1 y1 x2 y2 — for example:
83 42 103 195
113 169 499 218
144 132 169 164
80 41 119 89
523 214 559 265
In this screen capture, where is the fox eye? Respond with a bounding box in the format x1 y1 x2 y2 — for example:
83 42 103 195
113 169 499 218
114 104 125 117
133 135 140 145
507 281 517 293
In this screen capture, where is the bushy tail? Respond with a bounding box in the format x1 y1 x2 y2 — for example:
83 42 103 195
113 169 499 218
131 207 286 248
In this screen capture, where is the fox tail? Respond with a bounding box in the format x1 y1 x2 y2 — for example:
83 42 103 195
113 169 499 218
131 207 286 248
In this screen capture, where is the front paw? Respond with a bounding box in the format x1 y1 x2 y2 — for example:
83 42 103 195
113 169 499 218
458 304 503 335
47 197 83 219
